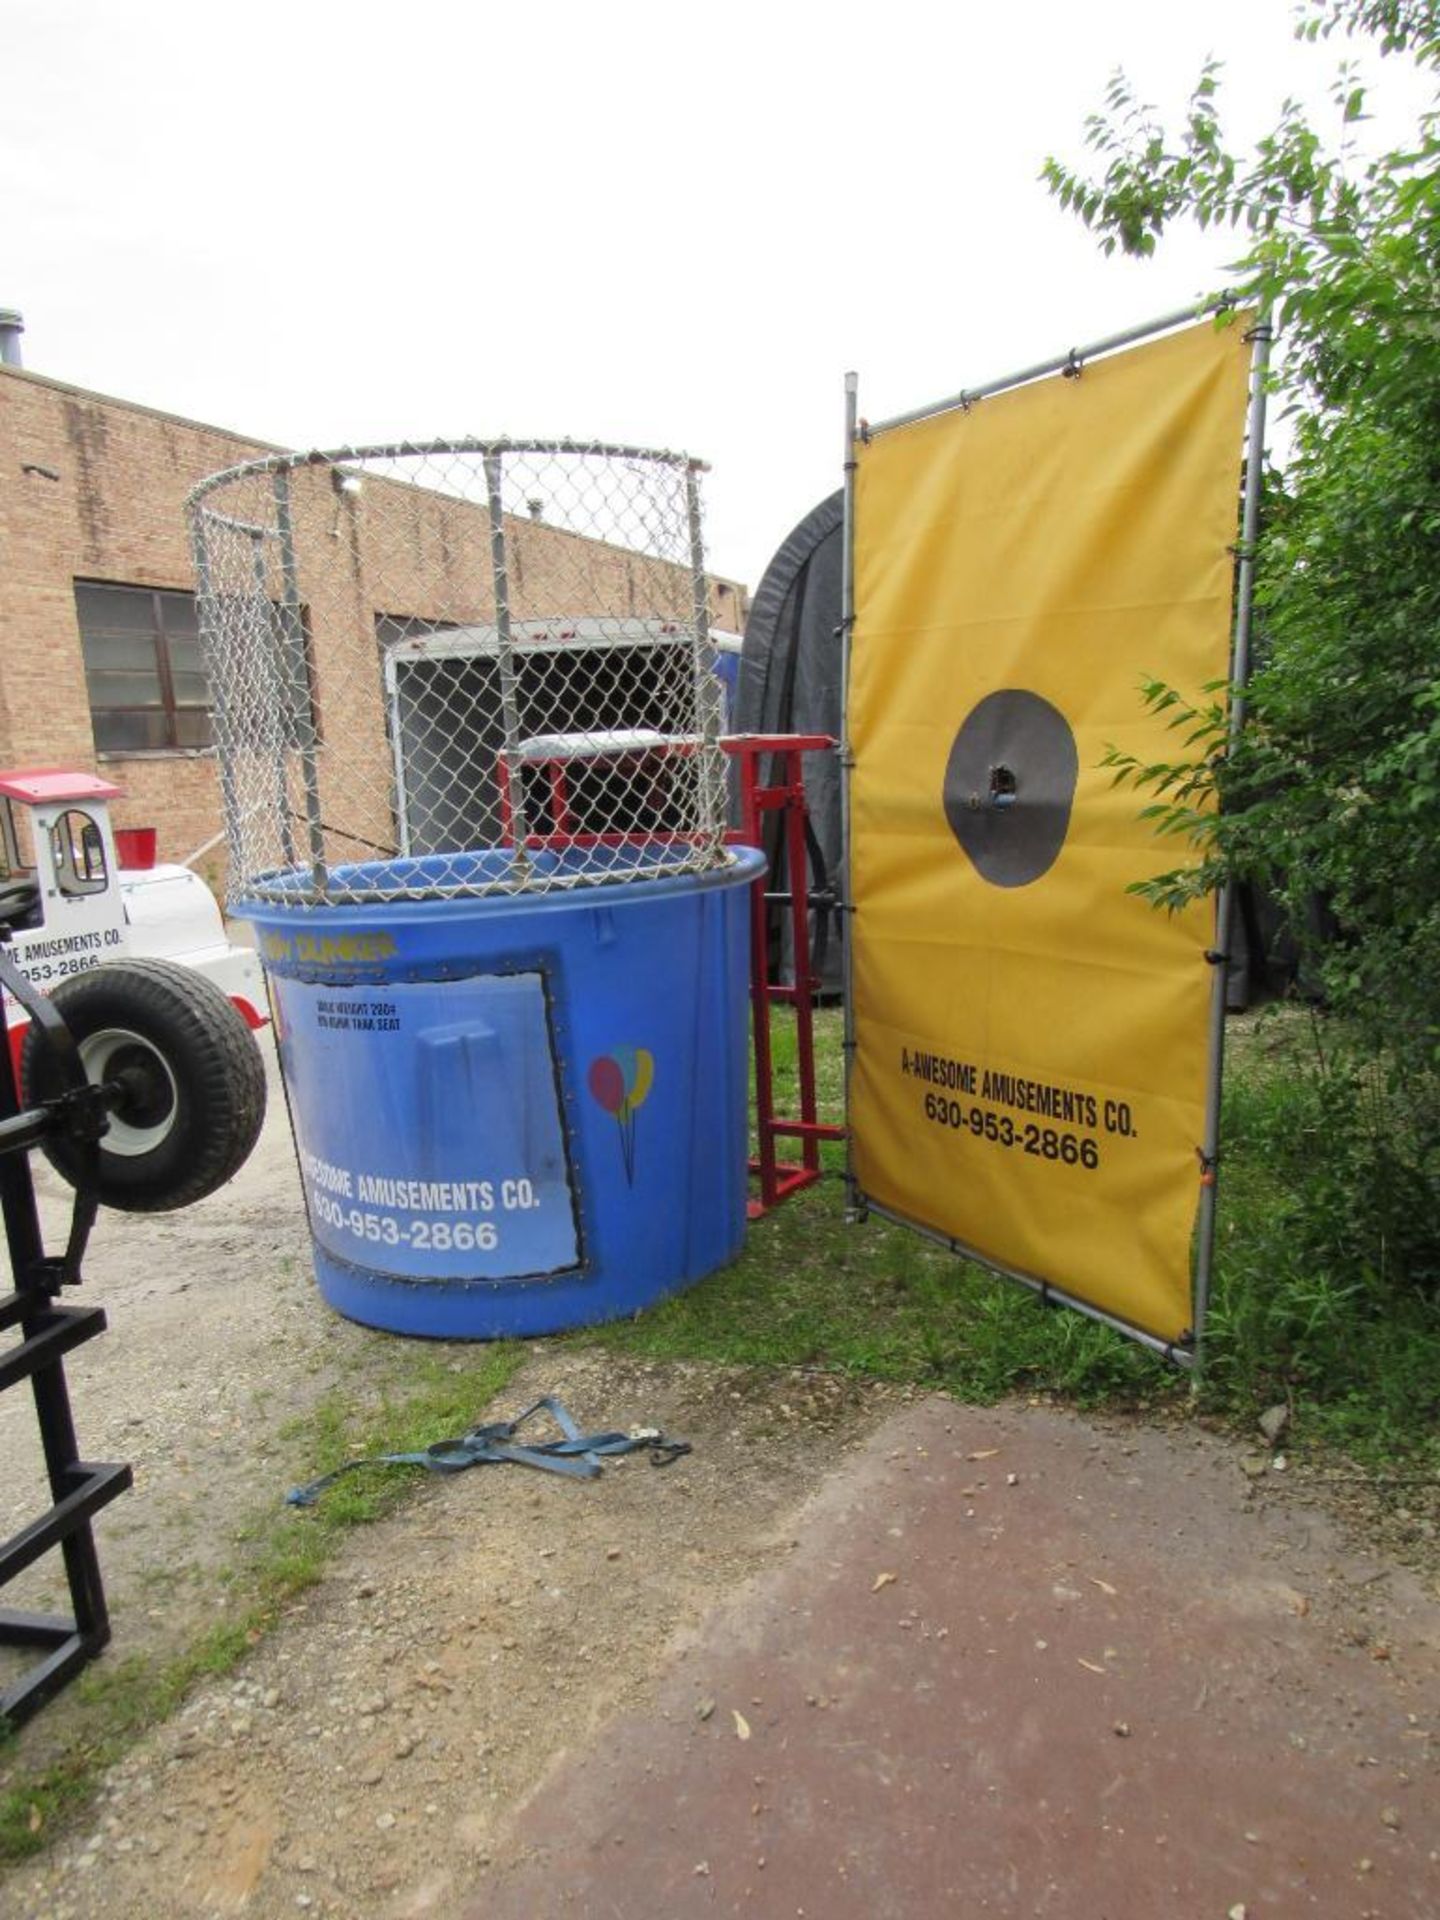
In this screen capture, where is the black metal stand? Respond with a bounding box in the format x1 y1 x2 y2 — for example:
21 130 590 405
0 952 130 1728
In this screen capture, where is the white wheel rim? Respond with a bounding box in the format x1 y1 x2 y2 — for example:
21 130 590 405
78 1027 179 1157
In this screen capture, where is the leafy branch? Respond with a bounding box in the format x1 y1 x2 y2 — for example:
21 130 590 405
1102 678 1230 912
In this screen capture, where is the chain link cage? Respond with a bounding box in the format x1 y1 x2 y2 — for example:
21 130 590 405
186 440 732 909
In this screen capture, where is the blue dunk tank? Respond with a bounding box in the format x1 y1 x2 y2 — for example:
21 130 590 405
189 439 760 1336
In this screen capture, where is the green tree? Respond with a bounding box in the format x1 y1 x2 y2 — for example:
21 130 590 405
1045 1 1440 1295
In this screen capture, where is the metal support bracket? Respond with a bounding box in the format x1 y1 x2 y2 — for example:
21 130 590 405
0 949 131 1726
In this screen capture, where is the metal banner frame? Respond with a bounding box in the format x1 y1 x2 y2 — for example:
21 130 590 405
840 301 1272 1367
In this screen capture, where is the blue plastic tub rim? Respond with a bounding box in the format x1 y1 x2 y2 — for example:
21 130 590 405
241 841 760 916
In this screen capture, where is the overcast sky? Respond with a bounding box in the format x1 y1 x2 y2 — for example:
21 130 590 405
2 0 1429 594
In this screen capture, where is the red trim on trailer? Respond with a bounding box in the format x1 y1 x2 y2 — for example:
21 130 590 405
0 769 126 804
6 993 270 1083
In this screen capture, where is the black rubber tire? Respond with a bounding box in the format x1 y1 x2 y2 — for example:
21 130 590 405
21 958 267 1213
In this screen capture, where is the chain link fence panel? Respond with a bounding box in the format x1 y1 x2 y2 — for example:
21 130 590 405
187 441 731 908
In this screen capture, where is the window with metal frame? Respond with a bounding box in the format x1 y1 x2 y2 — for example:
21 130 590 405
50 809 109 896
75 582 213 753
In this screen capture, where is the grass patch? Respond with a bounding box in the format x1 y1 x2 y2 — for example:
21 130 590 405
588 1007 1165 1409
590 1008 1440 1470
585 1180 1162 1405
0 1341 521 1864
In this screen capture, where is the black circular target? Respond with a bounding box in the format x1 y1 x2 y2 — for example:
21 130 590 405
942 689 1079 888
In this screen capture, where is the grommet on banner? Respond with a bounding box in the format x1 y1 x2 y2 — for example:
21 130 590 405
1062 349 1083 380
1203 948 1230 965
1195 1146 1219 1187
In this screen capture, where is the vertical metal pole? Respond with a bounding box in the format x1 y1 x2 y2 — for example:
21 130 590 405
684 460 724 857
742 749 780 1211
839 372 862 1220
484 452 531 882
272 469 327 899
250 530 297 870
382 651 413 860
1192 312 1272 1369
190 520 247 883
784 745 822 1179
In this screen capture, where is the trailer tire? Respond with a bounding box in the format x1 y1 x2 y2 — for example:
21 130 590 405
21 958 267 1213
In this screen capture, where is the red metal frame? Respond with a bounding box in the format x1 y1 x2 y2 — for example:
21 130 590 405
497 739 700 851
722 735 846 1219
492 728 845 1219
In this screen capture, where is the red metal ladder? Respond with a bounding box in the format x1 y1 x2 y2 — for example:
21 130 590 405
723 735 847 1218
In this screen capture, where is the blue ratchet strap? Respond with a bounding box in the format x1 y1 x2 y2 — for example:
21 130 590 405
285 1394 690 1508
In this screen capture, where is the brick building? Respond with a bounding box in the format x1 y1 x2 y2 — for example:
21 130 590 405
0 358 748 895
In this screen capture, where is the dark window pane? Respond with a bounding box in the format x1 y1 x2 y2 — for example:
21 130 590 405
82 631 162 673
92 709 170 752
87 670 164 706
173 708 214 749
75 583 157 634
158 592 198 638
168 635 210 681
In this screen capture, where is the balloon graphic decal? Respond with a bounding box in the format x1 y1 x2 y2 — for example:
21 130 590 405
587 1046 655 1186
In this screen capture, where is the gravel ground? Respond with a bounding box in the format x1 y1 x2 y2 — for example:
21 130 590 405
6 1332 897 1920
2 1035 341 1683
0 1036 901 1917
1 1034 1436 1919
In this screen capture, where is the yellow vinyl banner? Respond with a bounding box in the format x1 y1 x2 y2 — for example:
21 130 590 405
849 318 1252 1346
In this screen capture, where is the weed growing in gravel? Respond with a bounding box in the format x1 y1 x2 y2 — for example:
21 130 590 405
0 1341 521 1863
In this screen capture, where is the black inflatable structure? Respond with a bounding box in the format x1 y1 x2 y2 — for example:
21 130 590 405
736 492 845 991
